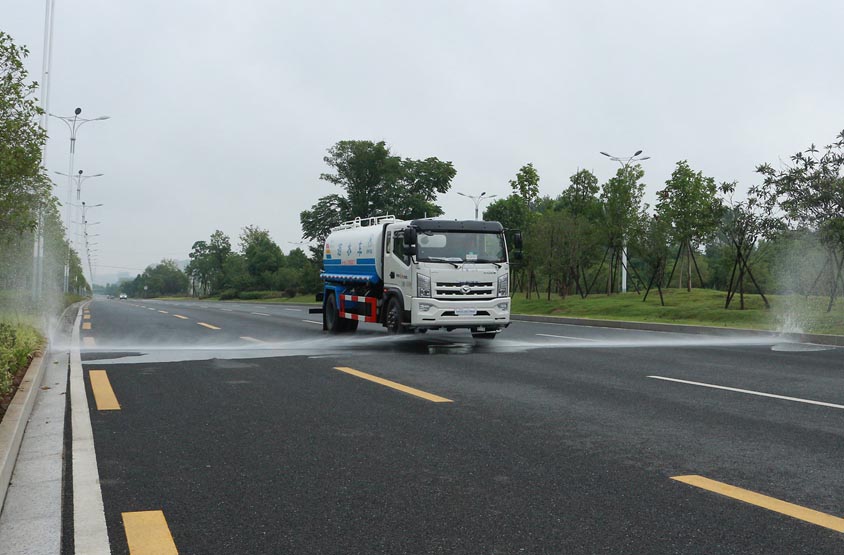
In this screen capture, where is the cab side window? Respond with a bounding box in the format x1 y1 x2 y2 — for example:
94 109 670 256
392 231 410 266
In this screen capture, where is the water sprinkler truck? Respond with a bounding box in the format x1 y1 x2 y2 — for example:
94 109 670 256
309 216 522 339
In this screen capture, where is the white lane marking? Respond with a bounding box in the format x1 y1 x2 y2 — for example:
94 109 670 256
251 312 270 316
219 308 233 312
536 333 600 342
158 310 168 314
70 306 111 553
240 336 264 343
147 308 156 311
648 376 844 410
284 308 302 312
302 320 322 325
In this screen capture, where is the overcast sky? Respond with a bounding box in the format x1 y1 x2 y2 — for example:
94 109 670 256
5 0 843 283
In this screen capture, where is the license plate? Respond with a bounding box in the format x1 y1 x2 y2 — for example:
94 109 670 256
455 308 477 316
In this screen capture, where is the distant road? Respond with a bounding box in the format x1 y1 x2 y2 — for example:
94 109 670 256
75 297 844 554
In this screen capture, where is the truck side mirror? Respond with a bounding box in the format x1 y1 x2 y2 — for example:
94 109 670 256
404 227 417 247
403 227 417 257
513 231 523 250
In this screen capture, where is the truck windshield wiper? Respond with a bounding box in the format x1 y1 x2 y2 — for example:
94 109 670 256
473 258 503 268
422 256 461 268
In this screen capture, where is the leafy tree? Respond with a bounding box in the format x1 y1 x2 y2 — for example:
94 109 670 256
716 182 783 309
0 32 51 235
636 215 672 305
657 161 722 291
557 169 601 220
509 163 540 206
556 169 603 296
483 194 531 232
754 129 844 310
240 225 283 289
121 260 188 297
594 164 646 294
301 140 456 244
186 240 212 296
185 230 232 295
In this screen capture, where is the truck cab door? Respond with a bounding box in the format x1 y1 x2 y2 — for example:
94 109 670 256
384 230 412 297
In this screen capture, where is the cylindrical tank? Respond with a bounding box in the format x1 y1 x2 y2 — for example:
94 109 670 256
323 220 390 282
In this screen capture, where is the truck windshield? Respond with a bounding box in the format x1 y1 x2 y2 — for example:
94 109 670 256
416 231 507 263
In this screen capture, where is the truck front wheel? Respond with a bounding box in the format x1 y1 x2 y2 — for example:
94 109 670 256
385 297 406 335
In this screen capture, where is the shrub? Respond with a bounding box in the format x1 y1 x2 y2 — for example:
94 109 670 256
219 289 238 300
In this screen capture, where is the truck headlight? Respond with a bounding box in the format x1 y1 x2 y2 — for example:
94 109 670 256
417 274 431 298
497 274 509 297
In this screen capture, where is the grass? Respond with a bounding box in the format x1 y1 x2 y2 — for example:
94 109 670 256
511 288 844 336
0 316 44 397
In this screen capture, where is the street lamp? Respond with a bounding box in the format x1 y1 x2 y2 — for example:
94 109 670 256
55 169 104 202
50 107 109 292
80 202 103 287
599 149 650 293
457 191 498 220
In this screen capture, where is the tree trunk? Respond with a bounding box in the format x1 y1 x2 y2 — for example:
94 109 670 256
827 251 844 313
686 242 692 292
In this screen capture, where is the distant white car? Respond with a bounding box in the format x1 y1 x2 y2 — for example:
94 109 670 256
119 293 128 300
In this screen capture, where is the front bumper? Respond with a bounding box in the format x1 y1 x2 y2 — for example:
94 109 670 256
410 297 511 329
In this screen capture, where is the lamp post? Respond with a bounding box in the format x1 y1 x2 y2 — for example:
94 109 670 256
51 108 109 292
599 150 650 293
80 202 103 289
457 191 498 220
57 170 103 252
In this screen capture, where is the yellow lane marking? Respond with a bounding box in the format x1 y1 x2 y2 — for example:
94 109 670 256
158 310 169 314
173 314 189 320
122 510 179 555
89 370 120 411
83 314 91 320
334 366 452 403
82 322 92 330
240 336 264 343
83 337 96 348
672 475 844 533
197 322 221 330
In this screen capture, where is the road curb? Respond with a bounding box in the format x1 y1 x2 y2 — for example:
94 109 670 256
511 314 844 347
0 350 47 513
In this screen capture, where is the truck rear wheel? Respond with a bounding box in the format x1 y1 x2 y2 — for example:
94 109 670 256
325 293 359 333
385 296 406 335
325 293 344 333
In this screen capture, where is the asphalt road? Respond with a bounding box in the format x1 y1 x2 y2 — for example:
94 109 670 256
75 297 844 554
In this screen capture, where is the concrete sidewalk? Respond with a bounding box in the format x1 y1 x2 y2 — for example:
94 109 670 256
0 346 67 555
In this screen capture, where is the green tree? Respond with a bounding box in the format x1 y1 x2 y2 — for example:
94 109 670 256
240 225 283 289
557 169 601 220
186 240 212 296
483 194 531 232
557 169 603 296
301 140 456 244
657 161 722 291
754 129 844 311
0 31 51 235
596 164 646 294
121 260 188 297
509 163 540 206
